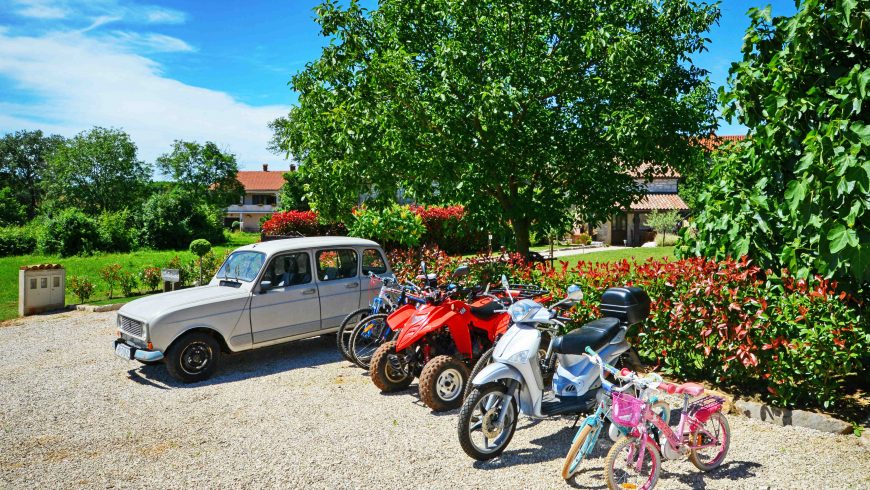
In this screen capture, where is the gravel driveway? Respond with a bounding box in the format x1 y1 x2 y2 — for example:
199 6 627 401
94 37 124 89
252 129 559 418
1 310 868 489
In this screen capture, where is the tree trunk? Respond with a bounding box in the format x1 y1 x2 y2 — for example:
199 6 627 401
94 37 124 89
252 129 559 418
512 217 531 257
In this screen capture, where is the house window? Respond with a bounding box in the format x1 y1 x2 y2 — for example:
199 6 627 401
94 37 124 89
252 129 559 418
252 194 277 206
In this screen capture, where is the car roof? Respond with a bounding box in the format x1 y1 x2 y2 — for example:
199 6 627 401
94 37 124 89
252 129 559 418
235 236 383 255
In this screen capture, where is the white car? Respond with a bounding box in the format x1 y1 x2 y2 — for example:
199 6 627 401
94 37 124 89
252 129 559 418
113 237 392 382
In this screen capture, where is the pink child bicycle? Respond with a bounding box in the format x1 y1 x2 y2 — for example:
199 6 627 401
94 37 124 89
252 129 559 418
585 347 731 490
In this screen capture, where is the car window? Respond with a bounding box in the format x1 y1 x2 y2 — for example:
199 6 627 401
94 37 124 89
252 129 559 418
316 249 358 281
362 249 387 275
259 252 311 291
216 251 265 282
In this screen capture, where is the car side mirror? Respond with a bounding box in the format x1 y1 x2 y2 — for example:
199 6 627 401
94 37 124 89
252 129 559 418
259 280 272 293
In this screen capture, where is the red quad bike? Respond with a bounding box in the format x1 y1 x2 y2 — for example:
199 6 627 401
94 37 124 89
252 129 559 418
370 265 547 412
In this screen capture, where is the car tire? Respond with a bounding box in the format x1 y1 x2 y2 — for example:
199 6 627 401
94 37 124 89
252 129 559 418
165 332 221 383
370 340 413 392
419 355 469 412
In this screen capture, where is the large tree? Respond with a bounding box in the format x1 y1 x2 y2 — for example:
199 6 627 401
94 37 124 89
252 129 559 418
680 1 868 290
0 129 65 220
272 0 719 253
156 140 244 208
43 127 151 215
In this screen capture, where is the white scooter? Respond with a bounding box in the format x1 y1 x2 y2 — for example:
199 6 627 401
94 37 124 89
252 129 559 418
457 278 650 461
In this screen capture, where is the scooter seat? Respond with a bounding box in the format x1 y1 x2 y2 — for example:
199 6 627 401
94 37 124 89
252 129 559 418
469 300 502 320
551 318 621 355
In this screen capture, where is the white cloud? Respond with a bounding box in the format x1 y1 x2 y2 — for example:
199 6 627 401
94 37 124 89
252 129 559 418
0 29 290 168
108 31 196 53
8 0 187 26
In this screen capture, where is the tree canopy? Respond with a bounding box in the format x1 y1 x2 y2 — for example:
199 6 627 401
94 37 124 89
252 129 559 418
272 0 720 253
679 0 868 290
156 140 244 208
43 127 151 215
0 129 64 220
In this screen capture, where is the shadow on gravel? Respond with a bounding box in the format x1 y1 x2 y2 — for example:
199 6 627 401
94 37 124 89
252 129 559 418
473 425 576 470
663 460 762 489
126 335 340 388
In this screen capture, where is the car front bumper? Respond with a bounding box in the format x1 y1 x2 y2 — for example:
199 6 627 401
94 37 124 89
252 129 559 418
113 339 164 362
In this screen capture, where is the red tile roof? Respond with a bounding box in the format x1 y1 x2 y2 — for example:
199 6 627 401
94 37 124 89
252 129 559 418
630 162 681 178
698 134 746 151
236 171 286 191
630 194 688 211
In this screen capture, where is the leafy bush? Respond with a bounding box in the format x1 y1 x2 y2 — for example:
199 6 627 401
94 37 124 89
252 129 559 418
38 208 101 257
230 220 241 232
411 205 487 253
261 210 320 236
679 2 868 292
349 205 425 248
189 239 213 285
98 209 137 252
99 263 122 299
139 190 225 249
165 255 190 286
387 250 867 409
140 266 162 292
0 225 37 257
118 270 139 297
575 232 591 245
67 275 95 303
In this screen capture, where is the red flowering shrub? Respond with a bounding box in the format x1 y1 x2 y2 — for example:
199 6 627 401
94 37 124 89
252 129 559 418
410 205 489 254
261 210 321 236
387 250 866 408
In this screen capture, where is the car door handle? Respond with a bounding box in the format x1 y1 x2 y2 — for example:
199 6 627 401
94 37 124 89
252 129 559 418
302 288 317 295
345 282 359 289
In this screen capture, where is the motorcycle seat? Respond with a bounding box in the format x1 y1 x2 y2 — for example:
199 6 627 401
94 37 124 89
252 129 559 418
469 300 502 320
551 318 621 355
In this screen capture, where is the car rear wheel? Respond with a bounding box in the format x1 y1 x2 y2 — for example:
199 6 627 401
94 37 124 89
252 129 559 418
165 332 221 383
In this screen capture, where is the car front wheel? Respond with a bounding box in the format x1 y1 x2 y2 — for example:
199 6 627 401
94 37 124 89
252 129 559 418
165 332 221 383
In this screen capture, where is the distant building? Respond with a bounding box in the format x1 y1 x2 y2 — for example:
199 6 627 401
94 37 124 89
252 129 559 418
226 164 294 232
591 134 745 246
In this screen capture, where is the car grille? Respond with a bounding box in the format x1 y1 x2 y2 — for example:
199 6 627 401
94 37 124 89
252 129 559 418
119 315 144 338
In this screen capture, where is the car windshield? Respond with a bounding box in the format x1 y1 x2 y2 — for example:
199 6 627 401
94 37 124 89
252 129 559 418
216 251 265 283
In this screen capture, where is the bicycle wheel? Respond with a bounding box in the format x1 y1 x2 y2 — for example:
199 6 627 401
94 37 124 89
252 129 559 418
561 422 599 480
689 411 730 471
604 436 661 490
337 308 372 363
349 314 392 369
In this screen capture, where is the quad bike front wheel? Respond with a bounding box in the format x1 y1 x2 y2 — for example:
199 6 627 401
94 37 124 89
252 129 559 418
419 355 469 411
370 340 413 392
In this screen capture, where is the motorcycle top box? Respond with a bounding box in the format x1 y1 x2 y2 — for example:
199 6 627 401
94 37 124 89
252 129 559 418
599 286 651 325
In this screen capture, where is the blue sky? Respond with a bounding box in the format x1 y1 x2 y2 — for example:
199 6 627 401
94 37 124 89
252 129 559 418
0 0 797 170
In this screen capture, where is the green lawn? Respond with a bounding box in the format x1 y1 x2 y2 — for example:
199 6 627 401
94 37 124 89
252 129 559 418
1 232 259 323
558 246 675 268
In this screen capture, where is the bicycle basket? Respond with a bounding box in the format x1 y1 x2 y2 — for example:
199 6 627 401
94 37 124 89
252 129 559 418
687 395 724 423
610 392 645 428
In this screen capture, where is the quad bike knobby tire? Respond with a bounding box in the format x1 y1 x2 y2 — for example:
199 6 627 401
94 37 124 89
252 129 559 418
419 355 469 411
370 340 413 392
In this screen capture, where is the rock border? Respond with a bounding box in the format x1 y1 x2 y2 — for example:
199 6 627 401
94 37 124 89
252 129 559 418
72 303 124 313
733 399 853 435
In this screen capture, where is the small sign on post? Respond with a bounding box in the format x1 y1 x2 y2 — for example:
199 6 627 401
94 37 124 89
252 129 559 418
162 268 180 292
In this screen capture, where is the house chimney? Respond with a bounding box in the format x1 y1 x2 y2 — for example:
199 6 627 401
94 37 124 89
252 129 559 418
262 163 269 171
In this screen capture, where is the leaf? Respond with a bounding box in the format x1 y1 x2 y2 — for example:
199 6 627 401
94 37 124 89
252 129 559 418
784 180 807 210
827 224 857 253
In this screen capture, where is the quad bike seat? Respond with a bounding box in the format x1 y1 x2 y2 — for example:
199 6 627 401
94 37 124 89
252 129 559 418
551 317 621 355
469 300 503 320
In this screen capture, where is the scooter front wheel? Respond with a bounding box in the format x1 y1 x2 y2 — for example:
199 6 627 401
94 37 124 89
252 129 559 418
457 383 518 461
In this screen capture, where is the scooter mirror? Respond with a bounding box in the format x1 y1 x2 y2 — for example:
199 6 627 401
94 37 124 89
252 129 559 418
452 265 470 279
566 284 583 301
